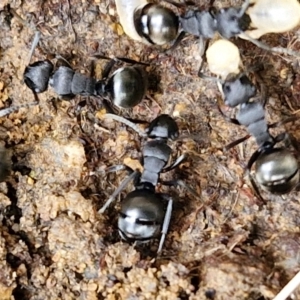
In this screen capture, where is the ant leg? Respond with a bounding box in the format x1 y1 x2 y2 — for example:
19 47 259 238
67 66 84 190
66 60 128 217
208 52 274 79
176 179 201 199
106 164 134 174
224 134 251 151
197 37 210 74
94 55 149 79
162 0 196 8
217 103 241 125
267 116 300 149
245 149 266 203
55 55 73 68
0 102 38 117
246 171 266 204
252 69 268 107
89 59 96 79
88 59 117 114
243 33 300 58
32 91 41 103
245 64 264 74
90 163 133 177
162 154 187 173
272 132 300 152
92 55 117 79
160 179 201 199
198 71 218 81
166 31 186 53
9 5 48 84
92 55 149 69
9 7 37 32
278 133 300 152
198 36 209 60
102 59 117 79
98 170 140 213
125 118 149 125
91 54 112 61
105 113 149 126
114 57 149 66
100 99 118 114
238 0 250 17
157 194 173 254
273 132 288 143
268 115 299 129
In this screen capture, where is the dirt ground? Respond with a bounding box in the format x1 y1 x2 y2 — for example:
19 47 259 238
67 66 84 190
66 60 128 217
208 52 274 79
0 0 300 299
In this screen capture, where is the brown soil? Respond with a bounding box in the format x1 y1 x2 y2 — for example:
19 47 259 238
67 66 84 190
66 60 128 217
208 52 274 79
0 0 300 299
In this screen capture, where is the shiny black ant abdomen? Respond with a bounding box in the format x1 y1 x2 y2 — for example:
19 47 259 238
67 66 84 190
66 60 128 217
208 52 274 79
235 102 299 196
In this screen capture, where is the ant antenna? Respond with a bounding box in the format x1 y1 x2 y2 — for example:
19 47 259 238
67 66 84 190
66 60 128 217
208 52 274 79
28 31 41 64
105 114 148 137
198 72 221 82
0 102 38 117
242 33 300 57
98 170 139 213
238 0 250 18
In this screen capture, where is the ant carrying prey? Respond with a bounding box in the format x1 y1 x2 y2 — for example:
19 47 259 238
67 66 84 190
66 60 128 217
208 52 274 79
115 0 300 56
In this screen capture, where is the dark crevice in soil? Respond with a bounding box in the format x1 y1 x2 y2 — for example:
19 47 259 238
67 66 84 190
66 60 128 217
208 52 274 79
11 154 32 176
36 245 53 267
12 284 31 300
3 182 22 226
179 290 190 299
97 293 105 300
17 230 36 257
191 274 200 293
6 253 23 269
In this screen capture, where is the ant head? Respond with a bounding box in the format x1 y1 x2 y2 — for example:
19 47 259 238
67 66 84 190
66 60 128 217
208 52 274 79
223 73 256 107
134 4 179 45
146 114 179 140
216 7 251 39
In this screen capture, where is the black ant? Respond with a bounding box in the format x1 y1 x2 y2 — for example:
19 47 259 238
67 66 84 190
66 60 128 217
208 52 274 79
201 39 299 200
225 101 299 201
23 32 149 111
115 0 300 56
98 114 200 253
